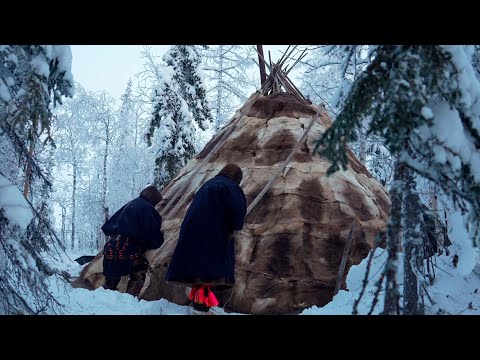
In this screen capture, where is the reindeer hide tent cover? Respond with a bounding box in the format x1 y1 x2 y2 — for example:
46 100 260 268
73 53 390 314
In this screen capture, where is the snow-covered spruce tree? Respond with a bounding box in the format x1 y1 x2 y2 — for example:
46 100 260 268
402 163 425 314
0 45 74 314
146 46 212 188
201 45 255 131
315 45 480 314
382 160 403 314
162 46 212 131
25 145 56 253
364 140 396 187
146 68 194 189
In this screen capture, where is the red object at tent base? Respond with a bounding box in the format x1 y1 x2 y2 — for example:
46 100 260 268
189 285 220 307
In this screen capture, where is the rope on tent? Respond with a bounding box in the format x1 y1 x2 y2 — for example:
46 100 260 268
161 90 264 220
245 107 322 217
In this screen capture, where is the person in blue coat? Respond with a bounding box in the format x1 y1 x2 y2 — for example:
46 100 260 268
102 185 164 293
166 163 247 313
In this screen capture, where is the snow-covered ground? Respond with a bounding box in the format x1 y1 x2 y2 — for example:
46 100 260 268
45 250 236 315
301 247 480 315
45 247 480 315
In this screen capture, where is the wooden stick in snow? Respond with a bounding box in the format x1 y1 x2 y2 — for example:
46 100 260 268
334 221 356 296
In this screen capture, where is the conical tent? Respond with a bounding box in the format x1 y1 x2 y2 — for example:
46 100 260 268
73 59 390 314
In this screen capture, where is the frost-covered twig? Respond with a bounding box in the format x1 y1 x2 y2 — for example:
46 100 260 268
433 263 454 277
352 246 378 315
367 272 386 315
422 284 436 306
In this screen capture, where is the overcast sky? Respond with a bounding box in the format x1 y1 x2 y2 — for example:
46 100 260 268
70 45 292 102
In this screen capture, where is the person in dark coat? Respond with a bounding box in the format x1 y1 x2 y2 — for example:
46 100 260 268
102 185 164 293
166 163 247 313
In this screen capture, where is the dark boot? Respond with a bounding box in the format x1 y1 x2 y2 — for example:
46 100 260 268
126 271 147 297
192 301 211 312
104 277 121 290
126 256 148 297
